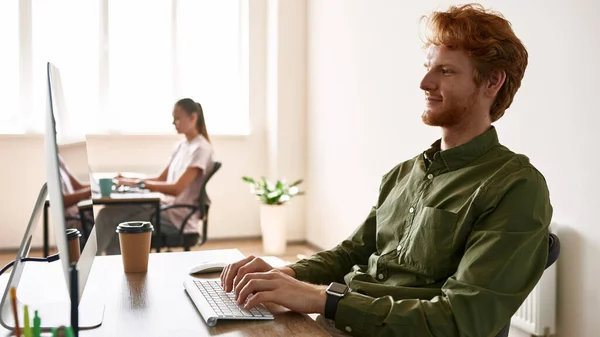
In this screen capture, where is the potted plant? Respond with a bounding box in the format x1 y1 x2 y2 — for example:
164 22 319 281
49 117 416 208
242 176 304 255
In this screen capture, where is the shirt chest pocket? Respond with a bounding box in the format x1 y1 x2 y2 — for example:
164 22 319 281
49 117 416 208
401 206 458 277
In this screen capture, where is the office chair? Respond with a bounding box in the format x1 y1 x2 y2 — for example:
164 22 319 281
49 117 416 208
495 232 561 337
151 161 222 252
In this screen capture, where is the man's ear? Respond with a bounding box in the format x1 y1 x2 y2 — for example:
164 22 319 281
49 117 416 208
485 69 506 98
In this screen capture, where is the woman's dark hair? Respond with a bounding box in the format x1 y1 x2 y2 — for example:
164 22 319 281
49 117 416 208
175 98 210 142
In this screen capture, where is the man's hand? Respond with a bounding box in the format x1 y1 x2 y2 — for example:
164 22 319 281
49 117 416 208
234 269 327 314
220 256 276 293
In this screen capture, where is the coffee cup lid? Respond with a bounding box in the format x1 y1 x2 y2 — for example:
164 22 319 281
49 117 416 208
116 221 154 234
66 228 81 240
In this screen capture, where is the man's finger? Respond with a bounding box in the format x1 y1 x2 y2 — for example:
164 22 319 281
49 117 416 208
233 272 277 301
223 255 254 292
220 264 230 287
232 257 267 290
236 279 278 306
244 291 275 311
234 272 279 301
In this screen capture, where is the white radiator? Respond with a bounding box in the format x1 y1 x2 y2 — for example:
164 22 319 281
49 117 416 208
511 262 557 336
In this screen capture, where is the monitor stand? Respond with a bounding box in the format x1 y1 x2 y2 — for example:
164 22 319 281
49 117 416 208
1 299 104 330
0 184 104 331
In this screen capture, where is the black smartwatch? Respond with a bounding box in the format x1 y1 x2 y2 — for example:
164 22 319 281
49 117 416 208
324 282 349 320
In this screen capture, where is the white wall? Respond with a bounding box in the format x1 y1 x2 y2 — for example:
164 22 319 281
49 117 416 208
0 0 309 250
265 0 308 243
306 0 599 336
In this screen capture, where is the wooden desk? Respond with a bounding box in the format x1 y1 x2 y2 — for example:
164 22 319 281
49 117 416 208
43 192 164 256
0 249 328 336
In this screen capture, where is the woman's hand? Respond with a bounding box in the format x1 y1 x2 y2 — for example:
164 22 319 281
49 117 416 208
116 177 137 187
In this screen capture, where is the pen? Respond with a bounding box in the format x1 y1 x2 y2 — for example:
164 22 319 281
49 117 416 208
10 287 20 337
33 310 41 337
23 305 31 337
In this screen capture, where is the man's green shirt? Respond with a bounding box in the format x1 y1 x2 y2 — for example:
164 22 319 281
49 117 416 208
288 127 552 336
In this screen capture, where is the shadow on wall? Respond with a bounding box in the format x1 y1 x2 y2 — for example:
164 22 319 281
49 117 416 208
552 223 588 337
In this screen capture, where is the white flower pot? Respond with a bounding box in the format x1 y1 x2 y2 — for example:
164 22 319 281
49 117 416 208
259 204 287 255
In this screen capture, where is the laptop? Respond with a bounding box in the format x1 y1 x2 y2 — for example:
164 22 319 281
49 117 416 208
183 279 274 327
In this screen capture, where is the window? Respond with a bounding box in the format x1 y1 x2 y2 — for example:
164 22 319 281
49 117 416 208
107 1 174 134
0 1 19 134
32 0 99 142
2 0 248 138
176 0 249 135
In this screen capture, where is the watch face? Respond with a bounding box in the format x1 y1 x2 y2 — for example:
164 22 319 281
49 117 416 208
327 282 348 294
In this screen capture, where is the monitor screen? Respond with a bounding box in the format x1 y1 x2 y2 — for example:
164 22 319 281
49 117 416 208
45 62 98 300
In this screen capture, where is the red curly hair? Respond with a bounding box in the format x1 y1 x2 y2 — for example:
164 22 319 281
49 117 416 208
422 3 528 122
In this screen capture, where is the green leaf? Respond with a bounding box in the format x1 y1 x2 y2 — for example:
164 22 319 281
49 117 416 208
266 190 282 200
242 176 255 184
243 175 304 205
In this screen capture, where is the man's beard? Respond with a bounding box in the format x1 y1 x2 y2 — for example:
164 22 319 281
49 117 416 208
422 90 479 127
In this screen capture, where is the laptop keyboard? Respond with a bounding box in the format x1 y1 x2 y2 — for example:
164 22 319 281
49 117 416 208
193 280 273 318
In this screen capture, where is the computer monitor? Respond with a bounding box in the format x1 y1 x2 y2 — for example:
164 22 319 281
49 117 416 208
0 62 104 330
45 62 98 298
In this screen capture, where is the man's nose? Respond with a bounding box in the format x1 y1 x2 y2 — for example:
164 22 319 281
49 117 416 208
420 71 437 92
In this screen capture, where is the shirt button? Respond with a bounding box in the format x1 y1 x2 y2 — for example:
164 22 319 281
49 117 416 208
378 273 384 280
427 173 434 179
345 326 352 333
409 207 414 213
396 243 402 251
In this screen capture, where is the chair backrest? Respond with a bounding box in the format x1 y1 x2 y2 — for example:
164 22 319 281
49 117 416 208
546 233 560 269
495 232 560 337
197 161 222 211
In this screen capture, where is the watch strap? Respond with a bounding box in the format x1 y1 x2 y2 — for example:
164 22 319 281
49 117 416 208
324 294 342 320
324 283 348 320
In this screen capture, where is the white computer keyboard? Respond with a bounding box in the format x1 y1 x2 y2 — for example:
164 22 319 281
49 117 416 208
185 279 274 326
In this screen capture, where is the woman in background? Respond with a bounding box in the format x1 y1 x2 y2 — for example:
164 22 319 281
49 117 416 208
95 98 215 255
58 157 92 230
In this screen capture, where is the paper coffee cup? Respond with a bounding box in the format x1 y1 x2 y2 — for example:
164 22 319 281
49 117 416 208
116 221 154 273
66 228 81 264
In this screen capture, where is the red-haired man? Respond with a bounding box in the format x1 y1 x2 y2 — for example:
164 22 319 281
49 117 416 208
221 4 551 336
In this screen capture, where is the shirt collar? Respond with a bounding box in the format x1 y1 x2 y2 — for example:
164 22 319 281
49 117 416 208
423 126 499 171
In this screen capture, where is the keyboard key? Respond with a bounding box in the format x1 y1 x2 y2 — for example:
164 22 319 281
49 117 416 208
194 280 274 319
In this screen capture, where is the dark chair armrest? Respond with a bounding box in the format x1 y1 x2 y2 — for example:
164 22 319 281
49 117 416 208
159 204 200 212
152 204 202 238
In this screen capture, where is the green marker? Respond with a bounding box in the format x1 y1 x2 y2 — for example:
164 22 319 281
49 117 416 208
23 305 32 337
65 326 75 337
33 310 41 337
